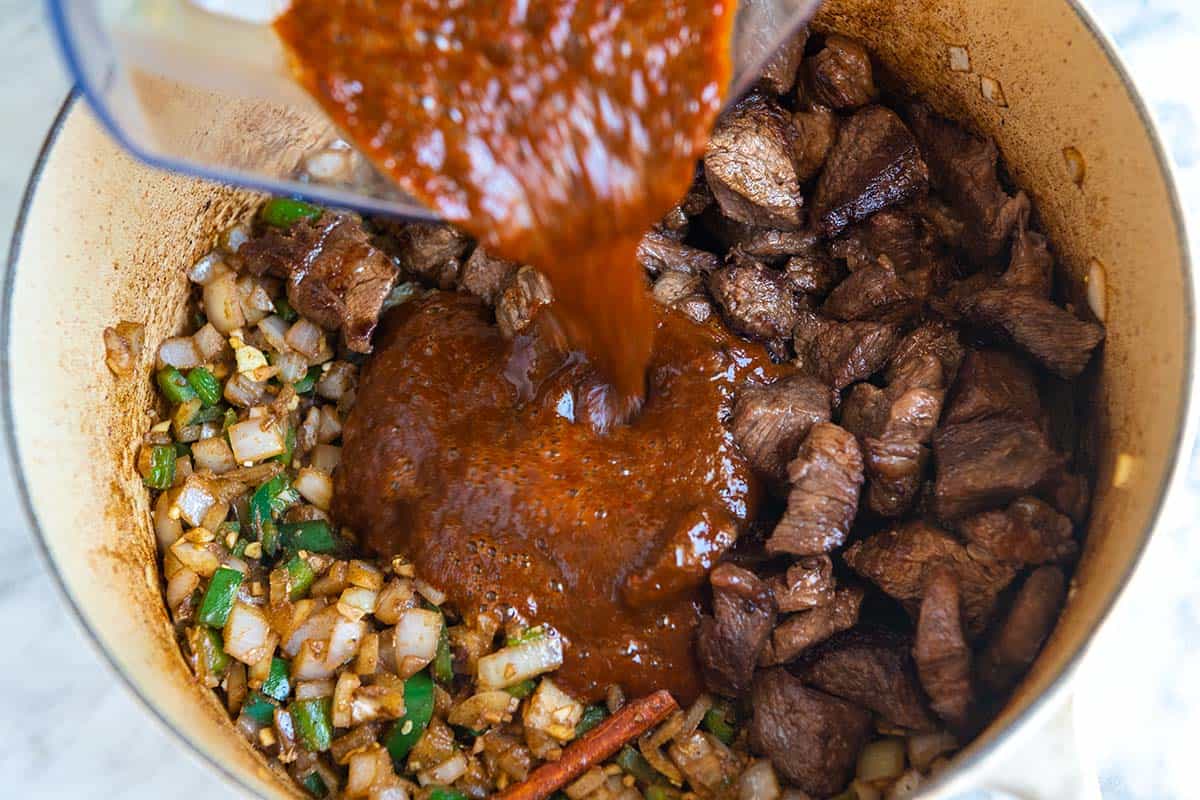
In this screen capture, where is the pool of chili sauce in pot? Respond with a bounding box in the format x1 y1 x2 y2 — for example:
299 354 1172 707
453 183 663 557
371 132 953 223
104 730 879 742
277 1 756 701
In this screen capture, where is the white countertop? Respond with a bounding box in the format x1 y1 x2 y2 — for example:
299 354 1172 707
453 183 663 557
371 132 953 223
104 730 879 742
2 1 1199 797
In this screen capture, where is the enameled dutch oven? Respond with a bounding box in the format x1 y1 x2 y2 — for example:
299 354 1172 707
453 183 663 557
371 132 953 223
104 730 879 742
4 0 1195 797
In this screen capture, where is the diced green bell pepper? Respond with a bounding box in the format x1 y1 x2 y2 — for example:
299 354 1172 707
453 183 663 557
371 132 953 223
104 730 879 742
280 520 338 555
292 366 322 394
143 444 177 490
505 625 545 647
433 624 453 685
186 366 222 407
250 475 301 558
645 787 683 800
703 702 737 745
290 696 334 752
196 627 229 676
198 566 243 628
274 296 298 322
157 366 197 404
575 705 607 737
384 671 434 764
285 555 316 601
299 771 328 798
273 424 296 466
427 788 468 800
505 678 536 699
261 198 323 228
241 691 277 726
616 745 662 786
261 657 292 702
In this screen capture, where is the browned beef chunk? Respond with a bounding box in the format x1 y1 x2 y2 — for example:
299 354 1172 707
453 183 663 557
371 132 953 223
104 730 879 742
844 522 1019 637
651 271 703 308
1000 215 1054 298
770 555 835 612
674 295 715 325
696 564 777 697
793 311 901 392
495 266 554 339
458 246 517 305
759 28 809 96
705 94 805 230
792 105 840 182
709 257 798 344
957 288 1105 380
978 566 1067 692
386 221 472 288
812 107 929 237
886 321 966 386
958 496 1078 566
654 206 691 241
822 261 917 323
263 215 400 353
803 629 937 731
761 585 865 665
785 249 846 297
943 349 1042 426
933 418 1064 520
730 375 832 486
913 195 968 246
829 209 924 274
638 230 722 276
914 568 974 730
237 218 323 278
732 228 822 265
906 103 1030 259
680 166 715 217
1041 468 1091 524
750 669 873 797
768 423 864 556
840 383 888 441
805 35 876 109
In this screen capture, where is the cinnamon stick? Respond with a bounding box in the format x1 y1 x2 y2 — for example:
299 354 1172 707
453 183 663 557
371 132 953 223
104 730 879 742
498 689 680 800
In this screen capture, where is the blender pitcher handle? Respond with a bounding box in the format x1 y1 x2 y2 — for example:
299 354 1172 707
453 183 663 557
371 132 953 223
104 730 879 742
961 691 1100 800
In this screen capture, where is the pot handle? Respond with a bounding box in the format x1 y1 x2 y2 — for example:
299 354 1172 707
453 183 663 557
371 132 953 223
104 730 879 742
956 691 1100 800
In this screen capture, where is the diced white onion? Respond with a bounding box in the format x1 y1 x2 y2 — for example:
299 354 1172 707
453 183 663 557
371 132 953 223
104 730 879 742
858 738 906 783
295 467 333 510
738 760 781 800
223 603 275 665
417 751 468 788
293 641 337 681
170 537 221 577
907 731 957 771
237 274 275 326
346 746 385 797
228 419 286 463
192 323 227 360
317 406 343 444
204 266 246 334
317 362 357 401
224 373 266 407
157 336 202 370
154 491 183 550
166 569 200 612
258 315 292 353
235 343 270 376
338 586 379 622
327 616 367 669
286 318 325 360
523 679 583 742
276 350 309 384
311 444 342 473
448 690 520 730
332 671 362 728
176 478 218 527
295 678 336 700
192 436 237 474
392 609 442 678
413 578 446 607
477 633 564 690
188 253 221 285
284 603 340 657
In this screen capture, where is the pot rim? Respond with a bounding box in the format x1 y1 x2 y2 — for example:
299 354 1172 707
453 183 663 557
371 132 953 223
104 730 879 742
4 2 1195 794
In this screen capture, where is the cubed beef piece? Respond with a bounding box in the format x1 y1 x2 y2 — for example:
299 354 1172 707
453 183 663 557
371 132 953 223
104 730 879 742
822 262 917 323
732 228 822 265
770 555 835 612
680 165 715 217
1000 215 1054 298
768 423 864 556
655 206 691 241
495 266 554 339
844 522 1019 637
638 230 722 276
273 215 400 353
730 374 832 486
785 249 846 297
829 209 923 274
914 568 974 730
933 418 1065 520
840 382 888 442
459 246 518 305
1041 468 1091 524
705 94 805 230
805 35 876 109
958 496 1077 567
750 669 873 797
237 217 324 278
886 321 966 386
652 272 712 325
792 104 840 182
793 311 901 392
696 564 777 697
907 103 1030 259
957 288 1105 379
674 295 715 324
710 257 798 344
802 629 937 732
944 349 1042 426
758 28 809 96
385 221 472 288
978 566 1067 693
914 195 968 246
812 107 929 237
761 585 865 665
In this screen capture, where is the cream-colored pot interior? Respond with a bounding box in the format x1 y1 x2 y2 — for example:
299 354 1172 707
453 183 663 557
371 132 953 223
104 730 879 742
4 0 1192 797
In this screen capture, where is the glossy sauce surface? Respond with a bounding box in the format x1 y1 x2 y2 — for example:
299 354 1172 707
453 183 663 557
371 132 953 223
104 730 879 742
334 293 785 700
275 0 735 400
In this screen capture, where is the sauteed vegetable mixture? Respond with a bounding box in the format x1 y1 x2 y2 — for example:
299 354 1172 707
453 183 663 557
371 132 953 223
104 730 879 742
115 28 1104 800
